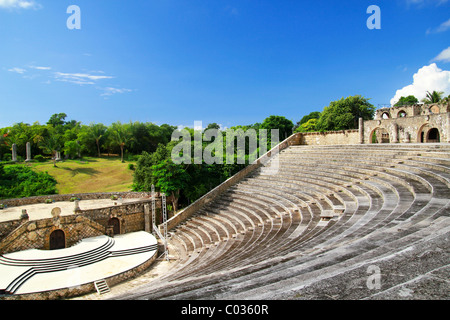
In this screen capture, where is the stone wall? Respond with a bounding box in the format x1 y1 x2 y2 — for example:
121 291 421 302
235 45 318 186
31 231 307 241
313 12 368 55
0 192 152 208
298 130 360 145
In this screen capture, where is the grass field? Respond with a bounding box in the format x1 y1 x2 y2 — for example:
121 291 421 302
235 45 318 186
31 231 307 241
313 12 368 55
31 157 135 194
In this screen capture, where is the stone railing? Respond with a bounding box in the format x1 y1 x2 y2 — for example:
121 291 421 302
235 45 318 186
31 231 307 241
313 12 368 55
161 133 302 232
0 192 152 208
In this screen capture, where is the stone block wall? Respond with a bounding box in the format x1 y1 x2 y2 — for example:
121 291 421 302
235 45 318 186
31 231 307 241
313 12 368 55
298 130 360 145
0 192 152 208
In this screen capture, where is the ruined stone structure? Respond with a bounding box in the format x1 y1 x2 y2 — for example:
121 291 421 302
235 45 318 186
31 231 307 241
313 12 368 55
294 102 450 146
0 192 162 255
363 102 450 144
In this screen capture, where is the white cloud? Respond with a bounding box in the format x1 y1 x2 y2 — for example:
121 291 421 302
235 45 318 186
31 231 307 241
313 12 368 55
100 87 132 97
8 67 26 74
390 63 450 105
54 72 114 85
405 0 449 6
427 18 450 34
0 0 40 9
29 65 51 70
433 47 450 62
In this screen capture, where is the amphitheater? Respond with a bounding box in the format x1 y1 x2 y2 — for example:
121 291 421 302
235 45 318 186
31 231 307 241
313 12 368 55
1 104 450 300
94 142 447 300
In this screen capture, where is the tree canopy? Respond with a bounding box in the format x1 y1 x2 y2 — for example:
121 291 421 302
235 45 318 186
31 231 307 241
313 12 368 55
394 95 419 106
316 95 375 131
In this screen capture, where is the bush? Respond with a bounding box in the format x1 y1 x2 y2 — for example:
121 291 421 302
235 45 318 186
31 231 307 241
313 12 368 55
0 165 58 200
128 163 135 171
34 154 46 162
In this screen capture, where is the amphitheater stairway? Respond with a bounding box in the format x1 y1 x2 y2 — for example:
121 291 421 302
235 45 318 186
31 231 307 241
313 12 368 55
0 232 158 296
115 144 450 300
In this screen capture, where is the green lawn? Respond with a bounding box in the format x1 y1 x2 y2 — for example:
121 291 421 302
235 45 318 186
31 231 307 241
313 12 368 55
31 157 135 194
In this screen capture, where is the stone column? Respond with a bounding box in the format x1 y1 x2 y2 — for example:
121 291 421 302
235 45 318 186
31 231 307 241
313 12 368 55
144 203 151 233
359 118 364 144
447 112 450 143
11 143 18 162
392 123 399 143
25 142 32 162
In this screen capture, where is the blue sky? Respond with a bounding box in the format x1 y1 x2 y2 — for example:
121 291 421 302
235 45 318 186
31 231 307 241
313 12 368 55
1 0 449 129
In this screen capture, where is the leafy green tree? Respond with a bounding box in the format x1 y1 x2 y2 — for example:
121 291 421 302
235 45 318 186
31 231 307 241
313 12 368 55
295 118 318 133
260 115 294 142
316 95 375 131
47 113 68 127
152 159 190 211
294 111 321 131
63 140 81 159
394 95 419 106
421 91 444 104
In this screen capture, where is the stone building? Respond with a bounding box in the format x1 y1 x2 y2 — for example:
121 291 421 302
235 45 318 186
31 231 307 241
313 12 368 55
363 102 450 144
0 192 162 255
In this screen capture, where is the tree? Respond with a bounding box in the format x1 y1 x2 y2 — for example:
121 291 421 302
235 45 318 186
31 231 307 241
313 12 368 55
260 115 294 142
295 118 318 133
316 95 375 131
422 91 444 104
295 111 321 131
108 122 133 163
86 123 107 157
38 127 63 167
47 113 67 127
63 140 81 159
152 159 190 212
394 95 419 106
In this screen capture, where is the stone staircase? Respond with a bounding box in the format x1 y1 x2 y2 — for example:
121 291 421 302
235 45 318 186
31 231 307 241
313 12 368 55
115 144 450 300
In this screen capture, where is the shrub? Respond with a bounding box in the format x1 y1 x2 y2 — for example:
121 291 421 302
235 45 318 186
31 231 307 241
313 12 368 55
34 154 46 162
128 163 135 171
0 165 58 200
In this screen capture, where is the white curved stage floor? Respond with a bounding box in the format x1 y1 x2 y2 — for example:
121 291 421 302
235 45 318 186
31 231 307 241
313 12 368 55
0 231 158 296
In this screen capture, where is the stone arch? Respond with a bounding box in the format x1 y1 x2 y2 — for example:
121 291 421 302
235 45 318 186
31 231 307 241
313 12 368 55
381 112 390 119
370 127 390 144
417 123 430 143
429 105 440 114
426 128 440 143
49 229 66 250
397 110 407 118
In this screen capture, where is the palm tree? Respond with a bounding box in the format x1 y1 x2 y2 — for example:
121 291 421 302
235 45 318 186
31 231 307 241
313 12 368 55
39 133 62 167
421 91 444 104
108 122 133 163
88 123 107 157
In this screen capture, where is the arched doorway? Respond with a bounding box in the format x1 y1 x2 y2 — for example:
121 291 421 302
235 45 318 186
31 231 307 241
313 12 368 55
49 230 66 250
427 128 440 143
108 218 121 235
371 128 390 144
